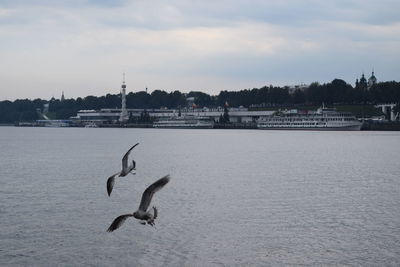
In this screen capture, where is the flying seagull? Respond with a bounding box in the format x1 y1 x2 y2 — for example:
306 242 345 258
107 143 139 196
107 175 170 232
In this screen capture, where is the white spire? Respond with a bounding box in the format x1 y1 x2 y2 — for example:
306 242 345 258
119 73 128 122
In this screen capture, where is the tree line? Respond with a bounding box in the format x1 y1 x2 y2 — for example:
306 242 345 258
1 79 399 123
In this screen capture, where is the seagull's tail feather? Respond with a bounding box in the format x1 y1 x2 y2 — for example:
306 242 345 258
152 206 158 220
132 160 136 170
107 214 133 232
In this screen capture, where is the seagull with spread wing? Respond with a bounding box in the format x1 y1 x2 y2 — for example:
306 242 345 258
106 143 139 196
107 175 170 232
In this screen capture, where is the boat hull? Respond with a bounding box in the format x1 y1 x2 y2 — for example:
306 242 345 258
153 124 213 129
257 124 362 131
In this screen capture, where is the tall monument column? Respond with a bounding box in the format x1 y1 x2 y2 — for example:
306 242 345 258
119 73 129 122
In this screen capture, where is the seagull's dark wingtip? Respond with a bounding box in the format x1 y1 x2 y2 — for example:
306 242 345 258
106 214 132 232
106 175 116 197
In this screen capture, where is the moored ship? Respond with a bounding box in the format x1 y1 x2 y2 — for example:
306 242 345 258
257 107 362 130
153 116 214 129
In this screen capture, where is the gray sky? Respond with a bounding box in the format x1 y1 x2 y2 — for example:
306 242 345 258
1 0 399 100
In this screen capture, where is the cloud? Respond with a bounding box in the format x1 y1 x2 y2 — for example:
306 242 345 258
0 0 399 100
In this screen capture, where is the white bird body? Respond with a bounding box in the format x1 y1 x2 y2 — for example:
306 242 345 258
107 175 170 232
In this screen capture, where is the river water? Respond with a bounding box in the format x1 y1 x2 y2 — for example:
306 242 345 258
0 127 399 266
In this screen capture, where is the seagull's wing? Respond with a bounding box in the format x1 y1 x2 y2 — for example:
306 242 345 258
106 172 120 196
107 214 133 232
138 175 170 212
122 143 139 171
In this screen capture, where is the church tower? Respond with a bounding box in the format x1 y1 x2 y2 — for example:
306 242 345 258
357 73 367 91
119 73 129 122
368 70 377 89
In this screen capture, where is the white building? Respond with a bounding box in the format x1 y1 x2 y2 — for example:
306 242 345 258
72 107 275 124
375 103 399 121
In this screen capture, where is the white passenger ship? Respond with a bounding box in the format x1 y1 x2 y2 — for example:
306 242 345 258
153 116 214 129
257 107 362 130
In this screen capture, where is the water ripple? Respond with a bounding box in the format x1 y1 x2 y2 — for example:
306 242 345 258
0 128 399 266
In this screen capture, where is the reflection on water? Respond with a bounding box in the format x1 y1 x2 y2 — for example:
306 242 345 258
1 127 400 266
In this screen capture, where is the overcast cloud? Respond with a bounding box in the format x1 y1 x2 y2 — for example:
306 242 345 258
1 0 399 100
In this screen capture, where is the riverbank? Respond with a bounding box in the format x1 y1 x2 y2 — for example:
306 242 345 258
9 121 400 130
361 120 400 131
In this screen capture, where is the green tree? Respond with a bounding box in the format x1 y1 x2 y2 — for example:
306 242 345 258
221 105 230 123
149 90 169 108
187 91 213 107
292 89 306 104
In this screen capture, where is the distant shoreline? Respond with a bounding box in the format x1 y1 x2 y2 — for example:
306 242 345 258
6 121 400 131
